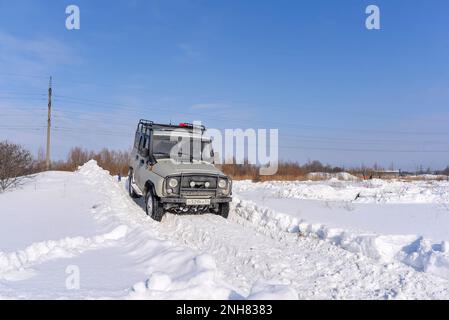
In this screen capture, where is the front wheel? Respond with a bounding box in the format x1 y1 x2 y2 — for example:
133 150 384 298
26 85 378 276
145 189 165 222
217 203 230 219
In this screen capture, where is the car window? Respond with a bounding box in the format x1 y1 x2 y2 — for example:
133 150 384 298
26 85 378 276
142 136 147 151
138 135 144 150
134 133 140 149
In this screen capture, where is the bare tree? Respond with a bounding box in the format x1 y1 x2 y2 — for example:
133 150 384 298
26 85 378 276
443 166 449 176
0 141 33 192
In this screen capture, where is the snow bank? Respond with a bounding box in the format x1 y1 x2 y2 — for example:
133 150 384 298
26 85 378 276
232 196 449 281
234 179 449 204
0 225 128 281
307 172 359 181
399 238 449 280
129 254 236 300
232 197 299 235
415 174 448 180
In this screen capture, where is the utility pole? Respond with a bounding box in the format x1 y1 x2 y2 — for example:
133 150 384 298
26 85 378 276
46 76 52 171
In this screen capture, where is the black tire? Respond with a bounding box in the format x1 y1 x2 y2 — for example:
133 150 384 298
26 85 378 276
217 203 230 219
145 188 165 222
128 169 139 198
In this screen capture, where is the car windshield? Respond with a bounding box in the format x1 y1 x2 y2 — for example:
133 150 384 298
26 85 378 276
153 134 214 163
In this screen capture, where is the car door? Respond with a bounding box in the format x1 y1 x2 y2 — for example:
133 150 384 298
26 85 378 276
130 131 141 170
135 133 150 190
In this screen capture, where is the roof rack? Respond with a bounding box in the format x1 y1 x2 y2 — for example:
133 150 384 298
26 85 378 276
137 119 206 134
136 119 154 135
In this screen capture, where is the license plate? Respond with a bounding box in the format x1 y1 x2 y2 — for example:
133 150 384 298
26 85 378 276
186 199 211 206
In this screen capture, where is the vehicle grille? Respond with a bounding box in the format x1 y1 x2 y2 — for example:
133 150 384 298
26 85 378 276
180 175 217 189
179 175 218 197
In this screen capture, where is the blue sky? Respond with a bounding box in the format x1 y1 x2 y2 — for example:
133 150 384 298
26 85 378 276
0 0 449 170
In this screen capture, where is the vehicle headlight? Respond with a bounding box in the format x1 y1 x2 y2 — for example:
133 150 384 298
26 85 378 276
218 179 227 189
168 178 178 188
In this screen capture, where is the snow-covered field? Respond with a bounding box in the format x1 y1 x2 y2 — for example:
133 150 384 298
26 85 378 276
1 161 449 299
234 178 449 281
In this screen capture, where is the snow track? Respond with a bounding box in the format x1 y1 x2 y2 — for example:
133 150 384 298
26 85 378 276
153 204 449 299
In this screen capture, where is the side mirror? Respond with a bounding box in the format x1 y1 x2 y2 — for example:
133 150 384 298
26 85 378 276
148 158 157 166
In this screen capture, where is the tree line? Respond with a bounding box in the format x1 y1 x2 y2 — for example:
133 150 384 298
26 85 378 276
1 141 449 192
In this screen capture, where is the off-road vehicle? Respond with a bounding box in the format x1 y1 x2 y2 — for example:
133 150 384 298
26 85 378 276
128 120 232 221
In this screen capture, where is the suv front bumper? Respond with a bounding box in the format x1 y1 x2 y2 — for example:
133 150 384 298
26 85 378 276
160 197 232 204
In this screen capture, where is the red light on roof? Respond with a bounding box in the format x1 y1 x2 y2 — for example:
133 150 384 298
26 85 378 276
179 123 188 127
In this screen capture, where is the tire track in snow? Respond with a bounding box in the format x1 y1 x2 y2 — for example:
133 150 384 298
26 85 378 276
150 205 449 299
0 226 128 281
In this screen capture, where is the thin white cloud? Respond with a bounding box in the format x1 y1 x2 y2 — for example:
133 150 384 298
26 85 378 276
177 43 202 62
0 30 80 78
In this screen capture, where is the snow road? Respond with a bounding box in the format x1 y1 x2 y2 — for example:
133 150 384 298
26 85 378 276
1 161 449 299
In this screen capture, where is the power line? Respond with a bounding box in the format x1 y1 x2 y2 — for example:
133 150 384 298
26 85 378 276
279 145 449 153
49 125 449 154
0 92 46 96
50 81 404 118
0 95 46 100
2 81 449 156
281 135 449 146
0 125 46 128
4 106 449 150
0 114 47 118
0 73 49 79
0 126 45 130
59 122 440 146
53 96 166 114
51 109 141 124
54 95 138 109
0 106 48 112
50 95 449 136
53 127 132 138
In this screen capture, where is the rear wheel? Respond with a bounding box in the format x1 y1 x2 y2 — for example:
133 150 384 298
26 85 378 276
128 169 139 198
217 203 230 219
145 188 165 222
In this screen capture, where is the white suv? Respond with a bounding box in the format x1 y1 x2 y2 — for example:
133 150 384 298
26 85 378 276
128 120 232 222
